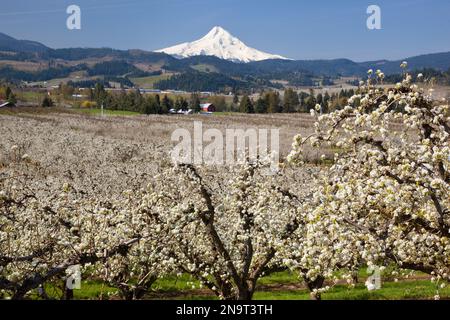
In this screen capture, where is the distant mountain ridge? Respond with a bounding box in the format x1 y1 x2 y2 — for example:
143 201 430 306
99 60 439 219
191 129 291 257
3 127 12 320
0 31 450 90
0 32 50 53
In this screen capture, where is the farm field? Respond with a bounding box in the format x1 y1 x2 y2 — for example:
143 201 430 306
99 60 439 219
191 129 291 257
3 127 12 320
130 74 174 89
70 108 141 117
0 108 323 162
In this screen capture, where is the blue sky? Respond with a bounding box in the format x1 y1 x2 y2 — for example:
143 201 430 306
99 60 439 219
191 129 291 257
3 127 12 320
0 0 449 61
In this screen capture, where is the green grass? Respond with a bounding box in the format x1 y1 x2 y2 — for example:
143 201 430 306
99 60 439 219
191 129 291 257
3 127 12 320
130 74 173 89
43 270 448 300
16 91 46 102
71 108 140 117
258 271 300 286
73 281 117 300
173 280 449 301
256 280 449 300
153 274 202 292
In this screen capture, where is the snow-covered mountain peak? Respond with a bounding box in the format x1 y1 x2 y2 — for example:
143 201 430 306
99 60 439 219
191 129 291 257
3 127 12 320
205 26 230 38
155 26 289 63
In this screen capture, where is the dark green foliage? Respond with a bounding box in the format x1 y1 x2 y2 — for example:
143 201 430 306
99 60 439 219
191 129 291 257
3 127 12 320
41 96 53 107
161 95 172 114
265 91 282 113
239 95 254 113
189 93 201 113
283 88 299 113
174 96 189 111
0 32 50 53
0 85 17 104
67 77 134 89
383 68 450 85
255 96 268 113
0 65 88 82
154 71 250 93
93 83 108 107
143 95 161 115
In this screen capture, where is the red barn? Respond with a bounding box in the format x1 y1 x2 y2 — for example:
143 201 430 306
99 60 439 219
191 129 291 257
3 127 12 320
200 103 216 113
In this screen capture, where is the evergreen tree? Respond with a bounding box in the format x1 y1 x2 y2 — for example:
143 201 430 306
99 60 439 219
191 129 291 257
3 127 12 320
41 96 54 107
304 89 316 111
233 94 239 105
133 89 144 113
255 96 268 113
5 87 13 100
7 93 17 105
323 91 331 113
93 83 107 106
266 91 281 113
5 87 17 104
161 95 172 114
143 95 161 115
283 88 299 113
316 93 323 106
189 93 201 113
239 95 254 114
174 97 183 111
155 94 161 109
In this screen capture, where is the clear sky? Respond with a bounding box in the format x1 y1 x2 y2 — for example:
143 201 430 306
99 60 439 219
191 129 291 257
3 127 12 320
0 0 449 61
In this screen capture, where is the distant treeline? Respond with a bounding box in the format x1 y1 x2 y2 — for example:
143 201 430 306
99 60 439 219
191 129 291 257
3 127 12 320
153 70 334 93
67 77 134 89
0 61 156 83
73 82 357 115
0 65 84 82
238 88 356 114
383 68 450 85
85 83 200 114
153 71 252 93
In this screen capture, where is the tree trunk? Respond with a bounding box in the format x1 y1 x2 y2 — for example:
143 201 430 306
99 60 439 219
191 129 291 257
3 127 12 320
62 281 74 300
352 271 359 285
304 276 325 301
236 281 254 300
237 289 254 300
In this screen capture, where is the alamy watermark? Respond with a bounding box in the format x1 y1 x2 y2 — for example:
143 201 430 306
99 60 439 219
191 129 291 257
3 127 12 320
365 265 382 291
66 5 81 30
171 122 280 172
367 5 381 30
66 264 81 290
64 5 380 33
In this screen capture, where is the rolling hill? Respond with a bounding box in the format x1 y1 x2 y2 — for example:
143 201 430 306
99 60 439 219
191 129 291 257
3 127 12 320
0 32 450 92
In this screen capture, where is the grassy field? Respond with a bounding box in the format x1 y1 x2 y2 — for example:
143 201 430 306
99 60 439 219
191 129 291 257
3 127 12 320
46 271 448 300
15 91 47 102
70 108 141 116
190 64 220 73
0 107 340 162
130 74 174 89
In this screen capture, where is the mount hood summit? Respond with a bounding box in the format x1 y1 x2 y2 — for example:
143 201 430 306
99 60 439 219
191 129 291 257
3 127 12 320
155 26 289 63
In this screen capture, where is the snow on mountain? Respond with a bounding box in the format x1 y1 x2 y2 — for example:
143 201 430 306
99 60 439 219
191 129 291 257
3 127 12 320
155 26 289 63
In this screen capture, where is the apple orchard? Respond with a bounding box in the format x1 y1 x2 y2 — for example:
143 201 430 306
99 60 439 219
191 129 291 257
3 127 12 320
0 64 449 300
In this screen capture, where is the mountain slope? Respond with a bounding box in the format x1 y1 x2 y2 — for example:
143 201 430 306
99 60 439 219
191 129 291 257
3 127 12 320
360 52 450 74
0 32 50 53
156 26 289 63
1 31 450 91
